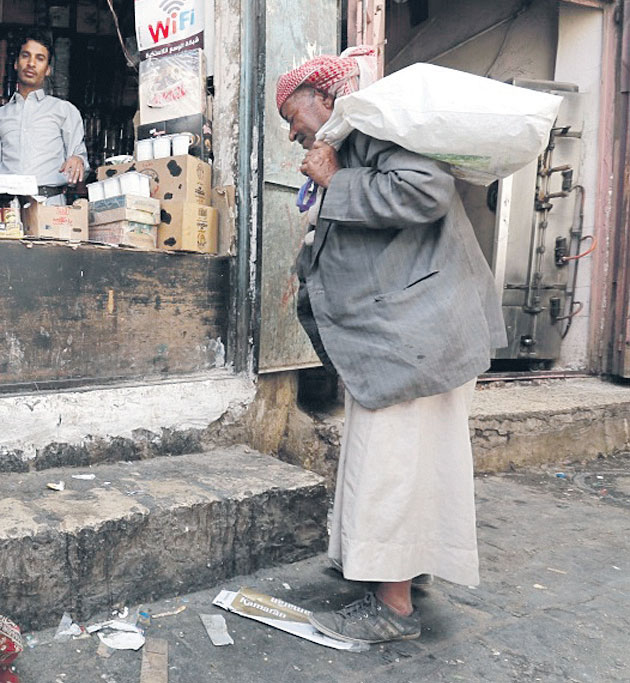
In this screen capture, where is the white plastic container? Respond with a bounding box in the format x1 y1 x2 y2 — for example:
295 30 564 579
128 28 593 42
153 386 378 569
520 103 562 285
136 139 153 161
119 171 142 196
139 174 151 198
103 176 121 198
172 133 193 156
87 181 105 202
152 136 171 159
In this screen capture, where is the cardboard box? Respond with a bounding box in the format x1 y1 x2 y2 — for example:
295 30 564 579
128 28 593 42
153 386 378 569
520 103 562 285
139 49 206 126
97 155 212 205
158 201 217 253
23 199 88 241
90 221 157 250
89 195 161 227
0 206 23 239
0 0 35 24
137 113 212 162
135 0 205 60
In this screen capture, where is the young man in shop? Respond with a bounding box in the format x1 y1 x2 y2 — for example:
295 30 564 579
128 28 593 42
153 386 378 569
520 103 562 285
0 31 88 205
276 52 507 644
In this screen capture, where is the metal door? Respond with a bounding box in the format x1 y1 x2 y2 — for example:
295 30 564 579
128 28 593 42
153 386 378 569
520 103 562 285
257 0 339 372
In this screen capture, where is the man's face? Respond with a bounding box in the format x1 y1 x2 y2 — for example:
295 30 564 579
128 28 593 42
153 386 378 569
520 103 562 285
281 88 334 150
15 40 51 92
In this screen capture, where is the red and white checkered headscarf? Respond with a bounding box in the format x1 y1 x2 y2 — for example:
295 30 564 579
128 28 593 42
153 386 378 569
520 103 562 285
276 46 377 112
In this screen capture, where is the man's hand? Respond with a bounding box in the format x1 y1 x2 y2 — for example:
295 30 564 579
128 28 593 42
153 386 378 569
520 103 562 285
60 156 85 185
300 141 340 188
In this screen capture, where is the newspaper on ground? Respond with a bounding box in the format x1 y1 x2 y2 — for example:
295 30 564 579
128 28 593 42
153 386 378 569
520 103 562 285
212 587 368 652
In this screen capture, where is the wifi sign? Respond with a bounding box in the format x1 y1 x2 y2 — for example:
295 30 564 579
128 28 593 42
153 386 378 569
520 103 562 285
147 0 198 44
160 0 184 13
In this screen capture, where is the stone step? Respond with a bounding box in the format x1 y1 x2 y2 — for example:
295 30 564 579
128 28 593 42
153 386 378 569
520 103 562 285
282 377 630 490
0 446 327 631
0 371 257 474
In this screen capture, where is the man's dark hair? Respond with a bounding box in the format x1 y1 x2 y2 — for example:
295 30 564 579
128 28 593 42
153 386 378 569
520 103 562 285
19 30 54 64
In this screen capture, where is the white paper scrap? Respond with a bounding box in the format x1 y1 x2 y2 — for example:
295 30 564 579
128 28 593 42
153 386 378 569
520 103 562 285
47 481 65 492
212 588 368 652
97 630 145 651
72 474 96 480
199 614 234 646
53 612 82 641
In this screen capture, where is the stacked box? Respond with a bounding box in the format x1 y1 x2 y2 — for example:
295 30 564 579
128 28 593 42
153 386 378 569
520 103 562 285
23 200 88 241
89 221 158 250
88 195 160 249
158 203 218 253
89 195 161 225
97 155 211 205
96 156 218 253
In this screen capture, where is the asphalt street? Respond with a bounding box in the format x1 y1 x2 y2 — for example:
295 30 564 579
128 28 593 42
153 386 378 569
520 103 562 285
12 452 630 683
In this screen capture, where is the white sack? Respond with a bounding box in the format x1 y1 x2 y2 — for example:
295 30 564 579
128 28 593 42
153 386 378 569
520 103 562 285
316 63 563 185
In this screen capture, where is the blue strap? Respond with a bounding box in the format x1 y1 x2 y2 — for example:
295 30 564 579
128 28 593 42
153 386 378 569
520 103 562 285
296 179 318 213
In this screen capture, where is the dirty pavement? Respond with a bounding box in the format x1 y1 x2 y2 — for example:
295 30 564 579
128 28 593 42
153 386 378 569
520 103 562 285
10 453 630 683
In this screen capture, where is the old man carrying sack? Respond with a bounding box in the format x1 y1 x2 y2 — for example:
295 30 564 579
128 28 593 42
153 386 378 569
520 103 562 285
277 48 509 644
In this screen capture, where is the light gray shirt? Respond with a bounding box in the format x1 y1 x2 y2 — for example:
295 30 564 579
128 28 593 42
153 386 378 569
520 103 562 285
0 88 89 187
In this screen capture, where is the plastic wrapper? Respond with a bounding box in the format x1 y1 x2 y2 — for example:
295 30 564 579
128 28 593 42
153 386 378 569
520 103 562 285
139 49 206 126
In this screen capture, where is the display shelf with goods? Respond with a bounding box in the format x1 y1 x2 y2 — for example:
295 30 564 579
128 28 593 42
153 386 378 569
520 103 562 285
0 0 229 389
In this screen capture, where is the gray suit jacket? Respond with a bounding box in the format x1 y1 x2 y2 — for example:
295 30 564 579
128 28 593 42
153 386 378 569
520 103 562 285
297 131 507 409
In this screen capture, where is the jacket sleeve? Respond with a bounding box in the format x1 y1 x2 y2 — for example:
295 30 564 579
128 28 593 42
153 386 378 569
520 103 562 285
319 135 455 230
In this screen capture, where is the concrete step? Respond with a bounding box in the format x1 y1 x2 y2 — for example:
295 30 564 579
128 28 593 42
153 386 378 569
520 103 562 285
282 377 630 490
470 377 630 470
0 446 327 631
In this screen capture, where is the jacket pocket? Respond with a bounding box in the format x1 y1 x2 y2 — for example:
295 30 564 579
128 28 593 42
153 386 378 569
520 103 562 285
374 269 439 302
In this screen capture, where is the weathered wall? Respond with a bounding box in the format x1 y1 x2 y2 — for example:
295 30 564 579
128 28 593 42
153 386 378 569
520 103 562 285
554 5 603 370
0 242 229 387
0 370 256 471
212 0 241 255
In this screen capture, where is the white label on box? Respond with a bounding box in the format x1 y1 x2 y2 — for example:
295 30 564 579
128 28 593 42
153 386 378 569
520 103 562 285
135 0 205 60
